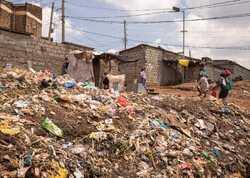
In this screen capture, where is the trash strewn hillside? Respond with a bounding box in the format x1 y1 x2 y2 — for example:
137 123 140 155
0 68 249 178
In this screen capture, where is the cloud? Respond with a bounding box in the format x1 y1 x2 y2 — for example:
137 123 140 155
154 38 162 45
99 0 250 68
184 3 250 68
42 6 82 42
100 0 178 12
107 49 118 54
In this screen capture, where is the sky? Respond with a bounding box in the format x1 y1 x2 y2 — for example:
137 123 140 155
12 0 250 69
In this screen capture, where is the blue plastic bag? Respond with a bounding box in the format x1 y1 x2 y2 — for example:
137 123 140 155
64 80 76 89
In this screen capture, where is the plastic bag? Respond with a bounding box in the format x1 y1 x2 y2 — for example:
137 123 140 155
117 96 128 107
14 100 29 108
178 162 192 170
50 160 68 178
149 119 169 129
211 90 217 98
42 117 63 137
81 81 96 89
0 120 20 136
64 80 76 89
74 169 84 178
178 59 190 67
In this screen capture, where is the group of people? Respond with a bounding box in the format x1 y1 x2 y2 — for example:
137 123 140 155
198 67 233 108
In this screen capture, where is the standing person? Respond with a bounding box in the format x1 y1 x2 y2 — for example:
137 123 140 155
138 68 147 93
61 57 69 75
198 74 209 97
199 66 208 80
218 71 232 110
103 72 110 90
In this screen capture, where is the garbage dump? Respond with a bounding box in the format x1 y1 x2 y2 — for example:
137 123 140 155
0 67 249 178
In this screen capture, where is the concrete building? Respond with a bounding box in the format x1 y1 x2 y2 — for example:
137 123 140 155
0 0 42 37
119 44 201 91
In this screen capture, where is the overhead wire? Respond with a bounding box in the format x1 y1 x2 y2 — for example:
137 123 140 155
186 0 250 11
65 0 245 12
67 0 250 13
67 27 250 50
68 10 176 19
67 11 250 24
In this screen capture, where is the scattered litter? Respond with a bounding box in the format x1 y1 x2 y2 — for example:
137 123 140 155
0 67 249 177
42 117 63 137
64 80 76 89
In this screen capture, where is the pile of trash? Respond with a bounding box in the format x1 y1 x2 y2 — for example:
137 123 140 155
0 67 249 178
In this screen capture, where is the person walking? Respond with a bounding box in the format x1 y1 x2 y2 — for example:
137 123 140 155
198 74 209 97
218 70 233 111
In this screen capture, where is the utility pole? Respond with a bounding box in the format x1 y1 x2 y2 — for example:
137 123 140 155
181 10 187 56
173 7 187 56
123 20 127 50
61 0 65 42
173 6 188 83
48 1 55 41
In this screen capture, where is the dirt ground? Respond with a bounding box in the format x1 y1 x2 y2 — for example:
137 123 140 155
154 80 250 110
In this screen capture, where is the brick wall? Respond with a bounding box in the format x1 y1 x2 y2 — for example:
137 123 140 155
144 46 163 86
24 3 42 37
0 0 42 37
0 0 12 29
120 44 206 89
233 65 250 80
185 64 202 82
0 29 93 74
25 16 42 37
120 46 145 92
206 63 250 81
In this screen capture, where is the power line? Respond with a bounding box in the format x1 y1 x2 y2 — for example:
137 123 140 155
185 0 240 10
66 0 248 13
65 1 172 12
67 11 250 24
68 10 176 19
186 0 250 11
66 27 250 50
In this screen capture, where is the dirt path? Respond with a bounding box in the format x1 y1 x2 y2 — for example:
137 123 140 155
154 81 250 110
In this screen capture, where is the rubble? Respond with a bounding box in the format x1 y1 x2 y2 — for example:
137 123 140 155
0 67 249 177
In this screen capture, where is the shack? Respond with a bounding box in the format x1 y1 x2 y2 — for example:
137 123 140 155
204 59 250 81
93 53 138 88
119 44 201 92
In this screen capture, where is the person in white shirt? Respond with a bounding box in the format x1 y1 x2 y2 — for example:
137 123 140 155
198 75 209 97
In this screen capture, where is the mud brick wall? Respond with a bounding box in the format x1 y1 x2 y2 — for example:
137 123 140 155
0 29 93 74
